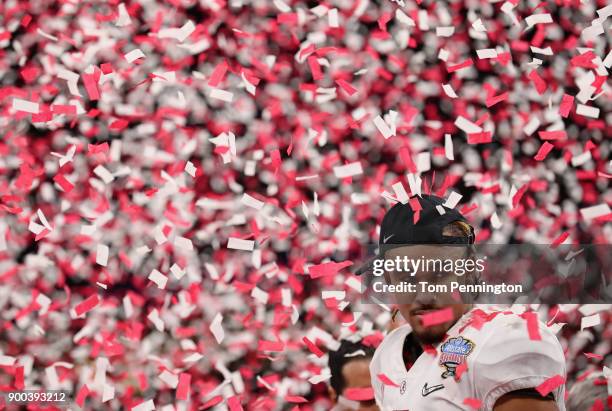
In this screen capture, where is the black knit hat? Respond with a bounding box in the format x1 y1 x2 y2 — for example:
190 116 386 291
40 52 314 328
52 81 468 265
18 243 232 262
355 194 474 275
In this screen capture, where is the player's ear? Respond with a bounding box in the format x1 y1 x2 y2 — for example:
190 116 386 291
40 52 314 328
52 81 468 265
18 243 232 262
328 385 337 402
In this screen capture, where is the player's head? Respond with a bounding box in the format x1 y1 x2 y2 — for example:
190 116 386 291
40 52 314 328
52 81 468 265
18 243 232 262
357 194 477 345
389 221 475 345
328 338 378 411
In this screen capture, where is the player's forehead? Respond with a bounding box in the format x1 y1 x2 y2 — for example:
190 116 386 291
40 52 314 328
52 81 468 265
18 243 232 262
383 244 466 260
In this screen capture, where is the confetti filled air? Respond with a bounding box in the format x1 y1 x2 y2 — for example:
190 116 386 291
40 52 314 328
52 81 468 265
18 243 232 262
0 0 610 410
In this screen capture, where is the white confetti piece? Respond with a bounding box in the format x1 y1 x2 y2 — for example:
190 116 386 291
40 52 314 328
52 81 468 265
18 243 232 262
209 88 234 102
571 151 592 167
523 117 541 136
322 290 345 300
116 3 132 26
310 4 328 17
603 49 612 68
184 352 204 363
159 370 179 388
241 72 257 95
580 204 610 221
454 115 483 134
102 383 115 402
392 182 410 204
406 173 422 197
148 269 168 289
578 304 611 316
241 193 264 210
436 205 446 215
132 399 155 411
0 355 16 366
444 191 462 209
13 98 40 114
184 161 197 177
415 152 431 173
333 161 363 178
148 309 165 332
170 263 185 280
444 134 454 160
281 288 292 307
251 286 269 304
124 48 145 63
93 165 115 184
575 104 600 119
472 19 487 32
476 48 498 59
580 314 600 331
0 221 7 252
442 84 458 98
158 20 196 42
581 22 604 41
438 48 449 62
436 26 454 37
228 237 255 251
328 8 339 27
37 28 58 42
309 373 332 384
530 46 553 55
501 1 519 25
273 0 291 12
525 13 553 28
37 209 53 231
96 244 109 267
490 212 502 229
373 115 394 139
174 236 193 251
210 313 224 343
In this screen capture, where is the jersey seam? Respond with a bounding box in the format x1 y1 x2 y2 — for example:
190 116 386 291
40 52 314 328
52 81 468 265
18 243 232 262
482 375 558 410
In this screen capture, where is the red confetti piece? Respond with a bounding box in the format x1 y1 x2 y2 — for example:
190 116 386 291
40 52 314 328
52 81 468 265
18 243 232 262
520 311 542 341
420 307 454 327
53 173 74 193
463 397 482 409
583 352 603 360
308 261 352 279
551 231 569 248
74 294 100 316
447 59 474 73
377 373 399 387
176 372 191 401
535 375 565 397
208 60 229 87
82 72 100 101
559 94 574 117
467 131 493 144
538 130 567 140
302 337 324 358
528 70 547 94
454 361 468 381
286 395 308 403
336 79 358 96
307 56 323 81
344 387 374 401
109 119 129 131
75 384 90 407
534 142 554 161
227 396 244 411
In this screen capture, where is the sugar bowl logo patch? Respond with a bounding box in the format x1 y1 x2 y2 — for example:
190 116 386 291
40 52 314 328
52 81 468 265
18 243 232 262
439 336 474 379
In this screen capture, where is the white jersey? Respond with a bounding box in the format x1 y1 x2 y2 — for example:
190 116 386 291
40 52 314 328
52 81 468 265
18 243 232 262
370 308 566 411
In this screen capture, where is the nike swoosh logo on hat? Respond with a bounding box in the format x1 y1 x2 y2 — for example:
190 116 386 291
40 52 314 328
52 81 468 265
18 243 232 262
421 382 444 397
383 234 394 243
